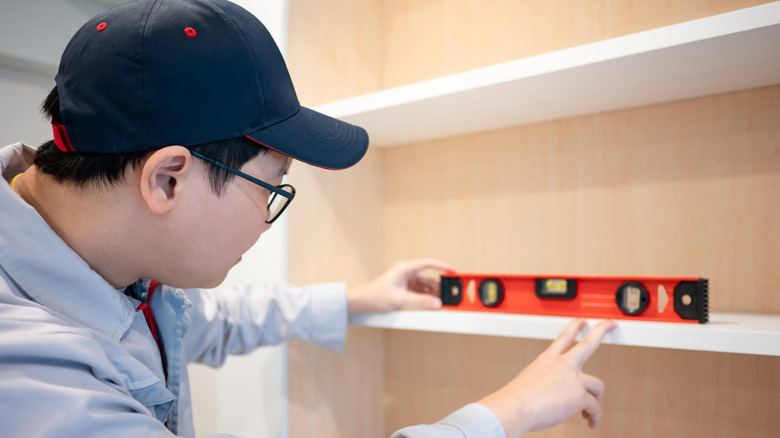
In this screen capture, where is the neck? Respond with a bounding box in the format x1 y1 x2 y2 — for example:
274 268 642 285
13 167 148 288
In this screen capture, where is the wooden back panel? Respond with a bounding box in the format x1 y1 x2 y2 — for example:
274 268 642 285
286 1 780 437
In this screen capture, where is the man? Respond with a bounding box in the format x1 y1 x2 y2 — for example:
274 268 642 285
0 0 615 437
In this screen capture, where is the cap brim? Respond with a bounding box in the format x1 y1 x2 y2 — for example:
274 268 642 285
245 107 368 170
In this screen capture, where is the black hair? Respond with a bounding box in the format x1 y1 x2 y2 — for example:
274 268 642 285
34 86 268 194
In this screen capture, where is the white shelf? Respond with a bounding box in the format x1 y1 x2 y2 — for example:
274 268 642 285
349 311 780 357
314 2 780 147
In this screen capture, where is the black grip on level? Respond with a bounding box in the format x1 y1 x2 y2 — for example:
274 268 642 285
440 276 462 306
673 279 709 323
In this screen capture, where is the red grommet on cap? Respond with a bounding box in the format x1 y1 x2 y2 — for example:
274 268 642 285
184 27 197 38
97 22 107 31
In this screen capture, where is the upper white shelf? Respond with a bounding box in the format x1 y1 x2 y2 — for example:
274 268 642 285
349 311 780 357
314 2 780 147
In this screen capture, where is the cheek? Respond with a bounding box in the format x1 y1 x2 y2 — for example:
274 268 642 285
232 215 269 253
219 190 270 249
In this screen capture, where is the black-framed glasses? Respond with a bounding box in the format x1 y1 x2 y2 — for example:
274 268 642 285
189 149 296 224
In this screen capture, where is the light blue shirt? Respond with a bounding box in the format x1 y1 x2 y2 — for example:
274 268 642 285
0 142 504 438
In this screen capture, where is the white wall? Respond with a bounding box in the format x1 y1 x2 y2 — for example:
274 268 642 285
0 1 290 437
191 216 289 438
0 67 53 147
0 0 106 146
188 4 290 436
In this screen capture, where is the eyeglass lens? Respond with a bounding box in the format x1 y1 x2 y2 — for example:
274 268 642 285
268 184 294 222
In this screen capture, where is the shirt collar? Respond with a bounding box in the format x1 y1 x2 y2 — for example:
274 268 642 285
0 143 135 339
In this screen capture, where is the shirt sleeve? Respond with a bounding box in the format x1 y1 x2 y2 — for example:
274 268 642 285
390 404 506 438
182 282 348 367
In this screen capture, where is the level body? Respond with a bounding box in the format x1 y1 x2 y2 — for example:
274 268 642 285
440 273 709 324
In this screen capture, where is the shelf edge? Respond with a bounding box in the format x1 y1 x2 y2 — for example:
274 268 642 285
315 1 780 117
349 311 780 357
313 2 780 147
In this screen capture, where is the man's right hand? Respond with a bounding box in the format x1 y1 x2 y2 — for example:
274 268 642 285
478 318 617 437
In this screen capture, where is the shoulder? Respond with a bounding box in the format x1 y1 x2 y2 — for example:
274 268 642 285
0 294 122 381
0 296 108 356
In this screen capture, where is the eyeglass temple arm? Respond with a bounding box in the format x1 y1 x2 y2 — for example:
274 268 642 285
188 149 293 199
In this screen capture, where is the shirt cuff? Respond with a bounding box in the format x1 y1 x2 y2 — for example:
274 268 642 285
391 403 506 438
305 282 348 352
437 403 506 438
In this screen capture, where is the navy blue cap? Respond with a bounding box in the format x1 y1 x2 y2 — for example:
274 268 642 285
54 0 368 169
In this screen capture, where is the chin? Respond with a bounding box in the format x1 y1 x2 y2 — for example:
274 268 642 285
200 273 230 289
166 271 229 290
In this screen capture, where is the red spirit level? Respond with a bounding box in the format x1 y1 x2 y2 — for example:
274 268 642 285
440 273 708 323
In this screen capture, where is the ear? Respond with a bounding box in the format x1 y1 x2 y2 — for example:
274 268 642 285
139 146 193 215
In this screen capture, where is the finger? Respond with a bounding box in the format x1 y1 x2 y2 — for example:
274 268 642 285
566 320 617 369
581 393 603 429
409 275 442 295
581 373 605 402
545 318 587 356
400 258 456 276
400 292 442 310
